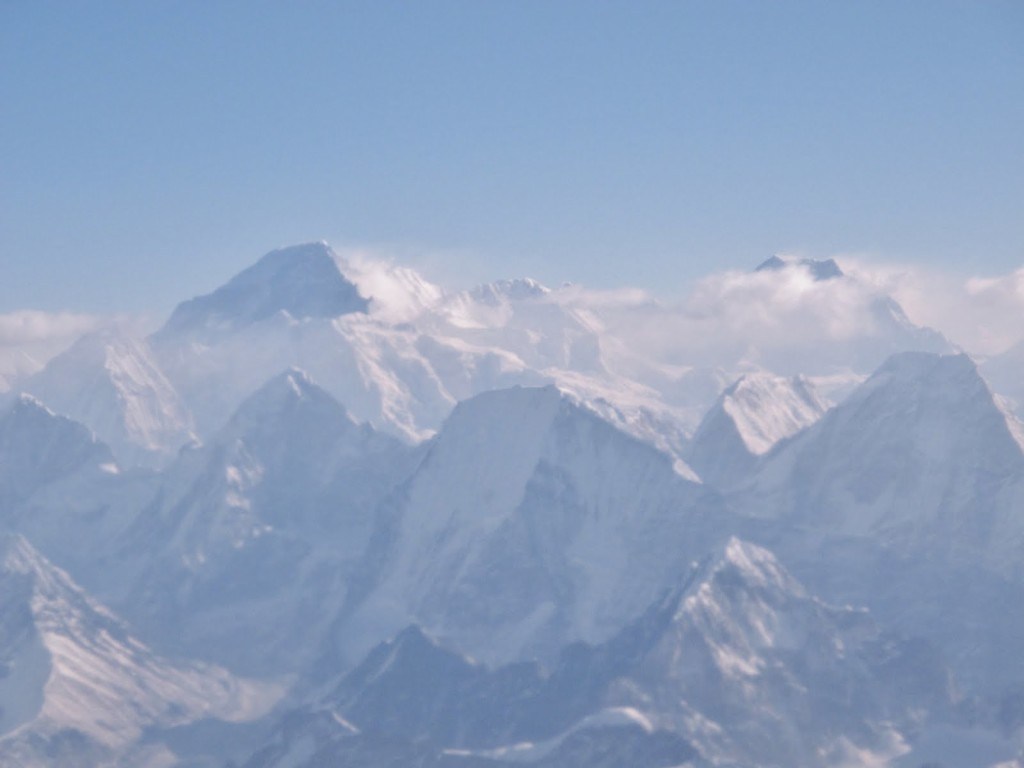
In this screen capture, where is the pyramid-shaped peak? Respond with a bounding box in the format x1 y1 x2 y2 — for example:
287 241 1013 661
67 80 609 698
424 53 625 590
1 394 114 503
722 371 825 408
158 241 370 339
220 367 358 440
687 373 829 486
249 241 340 272
4 391 105 451
376 625 474 672
250 367 322 403
695 537 801 596
755 255 844 281
850 352 1021 446
815 352 1020 454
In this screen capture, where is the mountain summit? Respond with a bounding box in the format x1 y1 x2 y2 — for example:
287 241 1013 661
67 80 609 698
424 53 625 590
158 242 369 339
755 255 844 281
687 373 829 487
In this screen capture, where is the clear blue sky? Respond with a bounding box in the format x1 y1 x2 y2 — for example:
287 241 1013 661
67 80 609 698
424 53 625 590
2 1 1022 313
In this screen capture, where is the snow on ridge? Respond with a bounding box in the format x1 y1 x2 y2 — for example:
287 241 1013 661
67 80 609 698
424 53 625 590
469 277 551 303
719 373 829 456
0 533 281 755
16 329 195 466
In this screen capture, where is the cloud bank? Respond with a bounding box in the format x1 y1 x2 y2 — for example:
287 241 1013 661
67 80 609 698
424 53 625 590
840 259 1024 357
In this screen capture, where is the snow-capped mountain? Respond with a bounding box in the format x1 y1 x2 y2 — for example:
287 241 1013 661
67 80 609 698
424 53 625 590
0 394 114 509
0 534 280 767
156 242 370 341
245 538 980 768
336 384 724 668
151 243 546 444
740 352 1024 564
5 240 1021 767
755 254 845 280
724 256 955 376
114 369 419 675
0 396 153 583
615 538 954 766
733 351 1024 693
10 244 955 475
15 330 195 467
686 373 829 487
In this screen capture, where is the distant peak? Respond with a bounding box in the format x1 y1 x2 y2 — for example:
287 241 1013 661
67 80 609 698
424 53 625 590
684 537 801 601
157 241 370 339
230 367 349 421
469 277 550 303
755 255 844 281
264 366 316 395
4 391 111 453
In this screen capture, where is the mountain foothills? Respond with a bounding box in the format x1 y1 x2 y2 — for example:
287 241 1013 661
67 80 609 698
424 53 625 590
0 242 1022 767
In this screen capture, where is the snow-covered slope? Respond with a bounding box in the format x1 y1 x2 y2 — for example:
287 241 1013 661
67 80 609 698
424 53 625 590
0 395 154 583
618 538 954 766
687 373 829 487
733 351 1024 692
4 241 1014 768
0 394 114 509
152 248 545 443
741 352 1024 562
116 369 418 674
0 533 280 767
141 244 957 467
17 330 195 467
246 538 972 768
338 384 723 668
149 244 719 457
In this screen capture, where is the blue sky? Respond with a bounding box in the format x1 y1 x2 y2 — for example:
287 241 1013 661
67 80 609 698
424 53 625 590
2 1 1022 314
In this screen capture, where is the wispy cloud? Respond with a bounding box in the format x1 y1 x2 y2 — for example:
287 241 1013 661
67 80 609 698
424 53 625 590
0 311 103 347
840 258 1024 356
0 311 107 387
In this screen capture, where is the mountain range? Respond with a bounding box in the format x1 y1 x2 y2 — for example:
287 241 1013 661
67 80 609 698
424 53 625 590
1 242 1022 767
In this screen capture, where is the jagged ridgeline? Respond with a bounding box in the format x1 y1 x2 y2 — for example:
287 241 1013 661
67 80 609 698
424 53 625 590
1 244 1021 768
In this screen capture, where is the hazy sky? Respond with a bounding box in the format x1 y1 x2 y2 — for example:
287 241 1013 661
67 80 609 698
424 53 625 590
2 1 1022 314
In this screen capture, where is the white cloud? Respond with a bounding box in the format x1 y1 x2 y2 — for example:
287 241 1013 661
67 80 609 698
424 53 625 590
0 311 107 389
335 247 446 323
0 310 102 347
839 257 1024 356
328 246 1024 375
550 260 938 377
